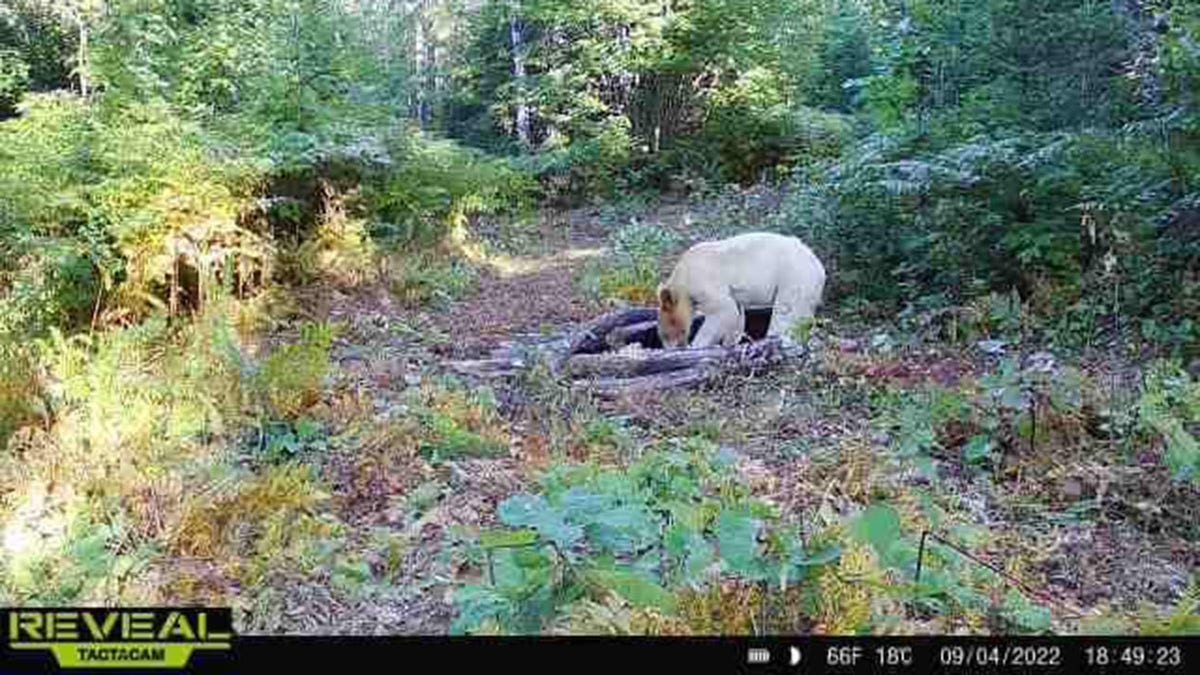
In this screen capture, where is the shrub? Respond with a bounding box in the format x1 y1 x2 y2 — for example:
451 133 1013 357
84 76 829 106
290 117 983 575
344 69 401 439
776 124 1199 351
0 50 29 117
384 253 478 309
411 383 509 462
703 68 853 184
0 94 268 330
0 340 39 447
368 132 537 249
1137 361 1200 485
447 438 841 635
256 322 335 420
583 222 680 306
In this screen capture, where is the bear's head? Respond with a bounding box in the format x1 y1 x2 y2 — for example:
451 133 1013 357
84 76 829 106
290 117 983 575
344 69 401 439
657 285 691 348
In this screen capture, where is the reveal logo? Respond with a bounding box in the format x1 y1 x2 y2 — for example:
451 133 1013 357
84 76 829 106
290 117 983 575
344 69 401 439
4 608 233 670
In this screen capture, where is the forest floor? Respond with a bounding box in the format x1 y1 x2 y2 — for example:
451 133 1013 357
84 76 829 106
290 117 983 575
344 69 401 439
250 195 1199 635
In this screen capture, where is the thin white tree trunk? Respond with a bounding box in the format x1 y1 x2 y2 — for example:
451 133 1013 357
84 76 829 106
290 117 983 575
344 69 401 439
509 14 531 148
78 19 89 97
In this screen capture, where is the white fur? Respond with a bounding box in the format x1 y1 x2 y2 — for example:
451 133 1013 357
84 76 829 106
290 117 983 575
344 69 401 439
661 231 826 348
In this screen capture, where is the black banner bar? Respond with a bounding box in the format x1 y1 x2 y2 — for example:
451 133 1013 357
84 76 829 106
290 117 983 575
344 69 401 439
3 634 1198 674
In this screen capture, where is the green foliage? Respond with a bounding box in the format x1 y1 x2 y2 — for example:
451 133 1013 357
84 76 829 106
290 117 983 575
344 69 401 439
368 133 536 249
0 340 39 446
448 437 841 635
257 417 329 464
874 384 972 476
1135 579 1200 636
701 68 854 183
0 1 75 94
873 356 1086 476
0 93 267 332
0 49 29 115
850 503 1052 634
1136 361 1200 484
451 0 841 193
2 0 1198 636
1 510 151 605
385 253 479 309
256 321 334 420
582 221 679 305
411 383 510 462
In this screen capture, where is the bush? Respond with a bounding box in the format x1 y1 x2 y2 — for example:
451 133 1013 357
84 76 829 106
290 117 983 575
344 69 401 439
0 94 268 331
582 222 680 306
367 132 537 249
256 322 335 420
702 69 853 184
1137 361 1200 485
776 124 1200 349
0 340 39 447
0 50 29 117
447 437 841 635
384 253 478 308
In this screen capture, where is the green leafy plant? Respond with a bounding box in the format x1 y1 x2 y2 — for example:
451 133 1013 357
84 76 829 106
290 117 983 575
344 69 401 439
1136 362 1200 484
256 322 335 419
583 222 680 305
851 503 1051 634
256 417 329 464
448 437 840 635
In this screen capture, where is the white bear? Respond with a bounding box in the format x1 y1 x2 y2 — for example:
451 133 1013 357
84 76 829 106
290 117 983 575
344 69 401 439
656 231 826 349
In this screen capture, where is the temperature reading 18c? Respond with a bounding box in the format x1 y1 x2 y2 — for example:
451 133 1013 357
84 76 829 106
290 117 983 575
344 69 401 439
876 646 913 666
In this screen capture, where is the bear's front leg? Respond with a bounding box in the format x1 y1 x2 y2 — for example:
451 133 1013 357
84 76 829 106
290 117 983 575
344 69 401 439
690 294 743 348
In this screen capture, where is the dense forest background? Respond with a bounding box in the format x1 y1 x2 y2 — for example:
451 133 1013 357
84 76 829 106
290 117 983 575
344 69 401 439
0 0 1197 636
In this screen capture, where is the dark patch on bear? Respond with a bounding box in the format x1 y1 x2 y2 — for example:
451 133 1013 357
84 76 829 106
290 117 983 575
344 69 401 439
620 307 774 350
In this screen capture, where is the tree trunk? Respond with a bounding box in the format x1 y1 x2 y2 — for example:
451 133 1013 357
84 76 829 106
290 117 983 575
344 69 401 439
78 18 89 98
510 14 531 148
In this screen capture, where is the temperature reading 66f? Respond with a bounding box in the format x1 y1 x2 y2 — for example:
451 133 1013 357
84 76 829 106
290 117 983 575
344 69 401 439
876 646 913 666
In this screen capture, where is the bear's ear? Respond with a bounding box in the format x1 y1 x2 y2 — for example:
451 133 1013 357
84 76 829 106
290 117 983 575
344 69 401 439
658 285 675 309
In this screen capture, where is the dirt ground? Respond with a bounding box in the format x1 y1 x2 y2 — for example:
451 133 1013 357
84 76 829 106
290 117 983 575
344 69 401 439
260 199 1199 635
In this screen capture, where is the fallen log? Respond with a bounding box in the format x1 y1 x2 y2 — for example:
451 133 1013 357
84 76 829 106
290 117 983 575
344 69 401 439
444 357 524 379
565 338 782 379
567 307 661 355
571 366 718 397
568 338 788 396
605 320 659 350
446 301 800 394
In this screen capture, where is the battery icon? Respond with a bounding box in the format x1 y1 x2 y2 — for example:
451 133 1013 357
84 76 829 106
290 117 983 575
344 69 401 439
747 648 771 664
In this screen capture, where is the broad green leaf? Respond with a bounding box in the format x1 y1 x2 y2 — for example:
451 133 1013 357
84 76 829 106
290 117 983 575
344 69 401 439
963 434 992 464
492 547 553 593
584 568 677 612
793 543 841 567
450 584 512 635
850 504 901 564
665 523 715 583
497 494 549 527
558 487 611 520
716 506 766 580
497 494 582 550
295 416 321 441
586 504 658 554
479 528 539 550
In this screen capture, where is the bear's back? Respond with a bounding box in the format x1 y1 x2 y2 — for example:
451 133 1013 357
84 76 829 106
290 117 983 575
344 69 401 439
671 231 812 291
702 231 814 269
